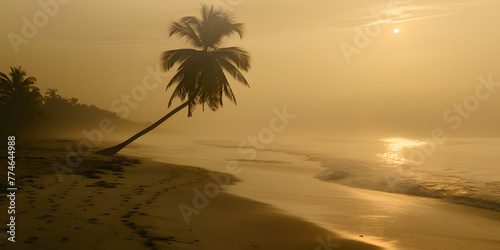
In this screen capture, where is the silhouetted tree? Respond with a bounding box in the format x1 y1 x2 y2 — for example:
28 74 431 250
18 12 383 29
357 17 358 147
0 67 44 137
45 88 61 100
69 97 78 105
97 4 251 155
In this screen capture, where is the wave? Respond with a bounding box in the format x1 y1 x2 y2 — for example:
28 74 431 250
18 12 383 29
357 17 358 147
232 159 290 164
312 156 500 212
194 139 500 212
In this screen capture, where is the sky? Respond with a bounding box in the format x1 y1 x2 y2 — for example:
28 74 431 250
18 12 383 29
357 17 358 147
1 0 500 139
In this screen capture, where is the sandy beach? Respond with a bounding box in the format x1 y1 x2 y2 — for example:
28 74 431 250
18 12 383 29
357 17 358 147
121 139 500 250
3 0 500 249
0 140 380 249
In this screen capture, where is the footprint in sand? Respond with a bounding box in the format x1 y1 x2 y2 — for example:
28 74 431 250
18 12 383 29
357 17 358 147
36 214 51 220
134 188 144 195
87 218 99 224
24 236 39 244
123 221 137 230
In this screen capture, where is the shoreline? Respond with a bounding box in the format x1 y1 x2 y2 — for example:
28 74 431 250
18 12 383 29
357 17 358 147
0 140 380 249
121 140 500 250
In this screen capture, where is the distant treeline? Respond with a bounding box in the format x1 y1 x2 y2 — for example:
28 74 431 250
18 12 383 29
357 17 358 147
1 67 148 140
24 95 149 140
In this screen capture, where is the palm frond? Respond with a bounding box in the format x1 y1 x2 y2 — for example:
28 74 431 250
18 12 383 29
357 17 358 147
164 4 250 117
22 77 37 86
213 61 236 104
161 49 198 71
169 22 203 48
213 47 251 71
0 72 12 84
214 56 249 87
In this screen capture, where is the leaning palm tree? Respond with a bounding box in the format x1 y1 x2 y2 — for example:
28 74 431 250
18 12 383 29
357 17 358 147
97 4 251 156
0 66 44 137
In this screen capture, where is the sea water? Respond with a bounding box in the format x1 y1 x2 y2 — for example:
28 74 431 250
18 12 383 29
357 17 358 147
286 137 500 212
123 137 500 212
121 136 500 248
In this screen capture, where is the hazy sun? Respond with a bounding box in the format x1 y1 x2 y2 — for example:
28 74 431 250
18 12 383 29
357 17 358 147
394 28 400 34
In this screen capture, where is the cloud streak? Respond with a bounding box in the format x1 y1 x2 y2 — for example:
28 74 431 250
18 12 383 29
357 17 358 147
323 0 479 30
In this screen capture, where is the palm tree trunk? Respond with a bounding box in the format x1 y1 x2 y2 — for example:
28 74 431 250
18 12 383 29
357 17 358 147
96 100 190 156
16 120 28 140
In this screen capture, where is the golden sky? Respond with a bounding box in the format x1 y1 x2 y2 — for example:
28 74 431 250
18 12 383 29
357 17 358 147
1 0 500 138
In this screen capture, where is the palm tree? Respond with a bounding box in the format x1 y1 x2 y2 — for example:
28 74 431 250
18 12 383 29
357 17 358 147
69 97 78 105
0 66 44 137
45 88 61 100
97 4 251 156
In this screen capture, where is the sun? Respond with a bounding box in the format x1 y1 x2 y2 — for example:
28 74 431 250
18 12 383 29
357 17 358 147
393 28 400 34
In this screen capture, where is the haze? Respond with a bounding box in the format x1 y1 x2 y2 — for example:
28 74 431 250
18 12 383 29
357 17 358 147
2 0 500 139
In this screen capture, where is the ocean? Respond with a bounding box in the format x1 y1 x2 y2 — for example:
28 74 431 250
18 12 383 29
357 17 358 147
123 137 500 213
293 137 500 212
121 136 500 248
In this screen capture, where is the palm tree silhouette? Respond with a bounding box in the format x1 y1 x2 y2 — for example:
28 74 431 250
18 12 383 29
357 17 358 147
45 88 61 100
69 97 78 105
0 66 44 137
97 4 251 156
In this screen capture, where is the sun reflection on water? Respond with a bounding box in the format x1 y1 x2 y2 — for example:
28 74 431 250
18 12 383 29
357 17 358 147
377 138 426 165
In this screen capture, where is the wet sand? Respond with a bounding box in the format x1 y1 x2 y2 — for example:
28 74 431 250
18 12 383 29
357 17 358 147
0 140 379 249
121 141 500 250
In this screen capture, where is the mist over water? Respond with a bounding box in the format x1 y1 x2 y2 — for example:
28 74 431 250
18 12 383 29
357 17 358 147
281 137 500 212
2 1 500 249
3 0 500 140
129 135 500 212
